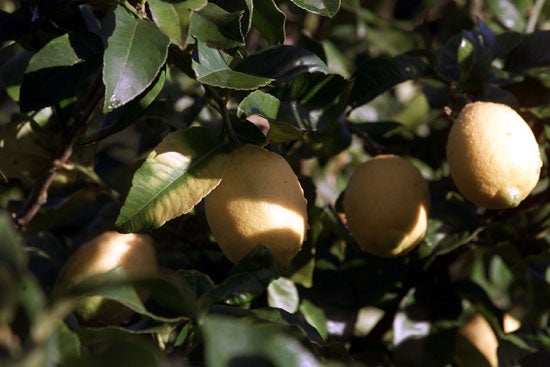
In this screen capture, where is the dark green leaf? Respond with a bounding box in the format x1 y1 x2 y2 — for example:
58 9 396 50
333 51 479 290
235 45 329 82
202 314 321 367
252 0 286 44
504 31 550 72
351 54 432 107
83 69 166 144
192 40 273 89
19 32 102 112
102 6 170 112
190 3 245 49
0 49 33 102
199 245 278 308
148 0 207 47
290 0 341 17
0 210 26 271
116 126 231 232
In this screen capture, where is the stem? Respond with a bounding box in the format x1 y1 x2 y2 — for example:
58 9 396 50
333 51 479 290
205 86 240 145
526 0 546 33
13 76 104 229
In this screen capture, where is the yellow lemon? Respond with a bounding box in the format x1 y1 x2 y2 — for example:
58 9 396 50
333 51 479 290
204 144 308 271
343 154 430 257
446 102 542 209
56 231 158 326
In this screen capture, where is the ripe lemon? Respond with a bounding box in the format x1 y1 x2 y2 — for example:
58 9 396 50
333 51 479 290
56 231 158 326
446 102 542 209
204 144 308 271
343 154 430 257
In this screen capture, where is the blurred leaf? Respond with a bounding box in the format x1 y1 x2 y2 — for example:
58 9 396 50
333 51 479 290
0 211 26 271
299 299 328 340
101 6 169 112
203 313 321 367
458 31 493 91
486 0 526 31
148 0 207 47
116 127 231 232
493 31 523 58
190 3 245 49
290 0 341 17
252 0 286 44
236 45 329 82
83 69 166 144
192 40 273 89
268 277 299 313
0 120 56 180
266 122 304 144
0 10 29 43
504 31 550 72
19 32 102 112
351 54 433 107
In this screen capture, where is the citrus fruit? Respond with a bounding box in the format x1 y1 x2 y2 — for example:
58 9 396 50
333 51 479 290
204 144 308 271
343 154 430 257
446 101 542 209
56 231 158 326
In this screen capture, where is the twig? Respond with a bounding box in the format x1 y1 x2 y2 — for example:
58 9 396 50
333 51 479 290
13 76 104 228
526 0 546 33
204 86 240 145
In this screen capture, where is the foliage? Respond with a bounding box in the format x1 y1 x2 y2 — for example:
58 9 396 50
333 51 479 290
1 0 550 366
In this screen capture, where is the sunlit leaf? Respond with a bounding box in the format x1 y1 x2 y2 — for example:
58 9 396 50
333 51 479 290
268 277 299 313
116 126 231 232
237 90 280 119
102 6 170 112
290 0 341 17
148 0 207 47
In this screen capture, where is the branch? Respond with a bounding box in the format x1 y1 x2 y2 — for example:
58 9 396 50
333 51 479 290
13 76 104 229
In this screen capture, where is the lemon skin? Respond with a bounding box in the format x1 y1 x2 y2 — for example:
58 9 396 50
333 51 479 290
343 154 430 258
204 144 308 271
446 102 542 209
56 231 158 326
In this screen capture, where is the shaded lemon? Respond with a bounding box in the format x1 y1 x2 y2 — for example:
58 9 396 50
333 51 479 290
446 102 542 209
204 144 308 271
343 154 430 257
56 231 157 326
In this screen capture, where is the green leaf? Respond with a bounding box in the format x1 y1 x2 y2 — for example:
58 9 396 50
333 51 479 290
19 32 102 112
299 299 328 340
199 245 278 308
83 69 166 144
190 3 245 49
252 0 286 44
235 45 329 82
202 314 321 367
237 90 281 119
102 6 170 112
0 210 26 271
351 54 433 107
148 0 207 47
268 277 299 313
290 0 341 17
486 0 526 32
192 40 273 89
116 126 231 232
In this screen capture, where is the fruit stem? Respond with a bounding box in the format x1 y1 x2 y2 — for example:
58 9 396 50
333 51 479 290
205 86 240 145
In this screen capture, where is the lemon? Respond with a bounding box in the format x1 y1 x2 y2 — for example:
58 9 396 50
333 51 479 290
204 144 308 271
343 154 430 257
446 102 542 209
56 231 158 326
